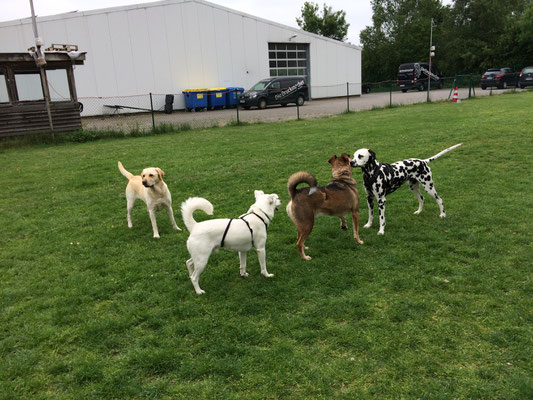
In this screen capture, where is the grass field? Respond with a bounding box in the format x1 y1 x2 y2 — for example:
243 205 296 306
1 92 532 399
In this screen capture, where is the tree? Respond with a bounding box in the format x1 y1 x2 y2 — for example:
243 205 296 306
360 0 533 83
296 2 350 41
360 0 444 83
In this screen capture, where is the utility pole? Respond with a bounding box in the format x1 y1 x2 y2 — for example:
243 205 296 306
427 19 436 103
29 0 54 134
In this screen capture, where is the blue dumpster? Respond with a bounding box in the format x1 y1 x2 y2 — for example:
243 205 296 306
182 89 208 111
225 87 244 108
207 88 227 109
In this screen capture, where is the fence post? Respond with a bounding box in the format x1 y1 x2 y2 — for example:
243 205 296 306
235 89 240 125
390 81 393 108
448 76 456 99
296 87 300 120
346 82 349 113
468 75 472 98
149 92 155 130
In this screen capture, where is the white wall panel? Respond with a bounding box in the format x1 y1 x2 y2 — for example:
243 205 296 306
212 8 234 87
146 6 173 94
197 3 219 87
228 13 246 88
181 2 204 88
242 17 259 89
0 24 25 51
107 11 136 96
86 13 117 97
127 8 154 94
163 3 189 108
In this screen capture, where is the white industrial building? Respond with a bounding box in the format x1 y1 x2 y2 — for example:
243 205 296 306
0 0 362 114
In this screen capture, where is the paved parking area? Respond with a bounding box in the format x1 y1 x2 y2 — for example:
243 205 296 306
82 87 523 131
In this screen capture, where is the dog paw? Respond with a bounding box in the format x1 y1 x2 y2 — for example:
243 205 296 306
413 210 422 215
377 230 385 235
303 255 312 261
355 238 364 245
240 272 249 278
153 234 160 239
364 223 372 229
440 212 446 218
341 225 348 231
174 226 182 231
196 290 205 295
262 272 274 278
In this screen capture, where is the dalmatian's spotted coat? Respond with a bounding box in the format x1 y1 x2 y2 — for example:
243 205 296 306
350 144 462 235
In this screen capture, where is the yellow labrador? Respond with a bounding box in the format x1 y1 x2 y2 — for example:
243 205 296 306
118 161 180 238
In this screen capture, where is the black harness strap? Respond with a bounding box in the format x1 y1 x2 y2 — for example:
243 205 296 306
239 216 255 247
220 209 271 249
251 211 269 230
220 218 234 248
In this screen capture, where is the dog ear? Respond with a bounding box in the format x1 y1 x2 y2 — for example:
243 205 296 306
328 155 337 164
340 153 351 162
156 168 165 180
254 190 264 198
368 150 376 162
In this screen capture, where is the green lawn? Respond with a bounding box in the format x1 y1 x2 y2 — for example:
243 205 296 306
1 92 532 399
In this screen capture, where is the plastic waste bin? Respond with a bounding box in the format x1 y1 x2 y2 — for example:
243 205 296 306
225 87 244 108
207 88 227 109
182 89 208 111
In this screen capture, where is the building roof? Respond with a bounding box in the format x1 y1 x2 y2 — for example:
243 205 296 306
0 0 361 50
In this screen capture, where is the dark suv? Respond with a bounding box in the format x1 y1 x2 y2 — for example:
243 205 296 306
397 62 443 92
480 68 518 89
239 77 309 109
518 66 533 89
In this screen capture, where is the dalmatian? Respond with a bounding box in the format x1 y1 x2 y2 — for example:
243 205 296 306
350 144 462 235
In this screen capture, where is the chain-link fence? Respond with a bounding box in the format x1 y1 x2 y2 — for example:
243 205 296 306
73 75 522 134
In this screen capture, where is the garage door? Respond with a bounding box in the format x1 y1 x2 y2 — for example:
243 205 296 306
268 43 309 79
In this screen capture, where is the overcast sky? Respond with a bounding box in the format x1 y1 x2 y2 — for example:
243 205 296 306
0 0 373 46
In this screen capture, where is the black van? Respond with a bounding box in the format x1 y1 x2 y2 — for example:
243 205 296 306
397 63 443 92
239 77 309 109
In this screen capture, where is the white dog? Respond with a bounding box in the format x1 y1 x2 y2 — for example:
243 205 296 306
181 191 281 294
118 161 180 238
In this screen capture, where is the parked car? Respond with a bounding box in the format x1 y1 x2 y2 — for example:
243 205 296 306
239 77 309 109
480 68 518 89
362 83 372 94
518 66 533 89
397 62 443 92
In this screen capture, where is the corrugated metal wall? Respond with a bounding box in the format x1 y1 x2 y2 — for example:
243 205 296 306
0 0 361 115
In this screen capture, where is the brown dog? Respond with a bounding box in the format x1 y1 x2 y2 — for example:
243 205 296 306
286 154 364 260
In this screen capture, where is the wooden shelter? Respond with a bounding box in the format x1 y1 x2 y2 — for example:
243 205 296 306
0 51 86 137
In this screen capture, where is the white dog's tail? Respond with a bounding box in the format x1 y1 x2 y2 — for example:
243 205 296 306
425 143 463 163
117 161 134 180
181 197 214 232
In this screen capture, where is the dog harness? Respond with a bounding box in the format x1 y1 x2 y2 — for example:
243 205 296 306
220 210 270 248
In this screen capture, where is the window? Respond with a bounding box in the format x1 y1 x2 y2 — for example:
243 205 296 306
47 70 70 101
15 73 44 101
0 73 9 103
268 43 309 78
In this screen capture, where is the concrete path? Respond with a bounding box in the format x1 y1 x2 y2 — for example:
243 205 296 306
82 87 522 131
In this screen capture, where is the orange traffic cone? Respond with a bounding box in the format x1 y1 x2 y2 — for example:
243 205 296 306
451 87 459 102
